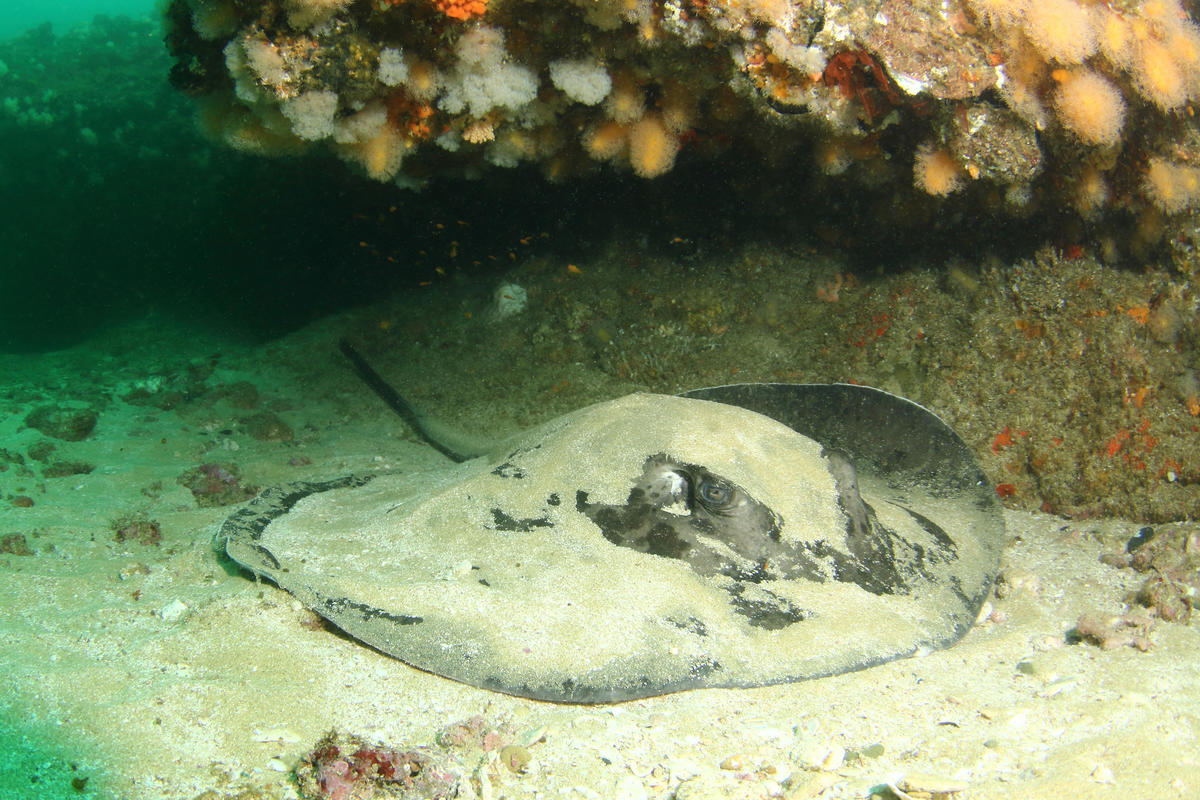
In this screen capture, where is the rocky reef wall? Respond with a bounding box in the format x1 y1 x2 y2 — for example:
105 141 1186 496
165 0 1200 250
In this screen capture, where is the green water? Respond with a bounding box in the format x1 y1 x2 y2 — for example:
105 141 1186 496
0 715 101 799
0 0 157 38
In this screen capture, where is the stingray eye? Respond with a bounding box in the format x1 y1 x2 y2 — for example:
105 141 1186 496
695 475 735 512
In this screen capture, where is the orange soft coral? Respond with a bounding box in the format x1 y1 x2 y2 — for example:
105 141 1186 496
433 0 487 21
380 0 486 20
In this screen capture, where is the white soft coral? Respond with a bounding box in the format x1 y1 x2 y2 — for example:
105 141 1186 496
438 27 538 117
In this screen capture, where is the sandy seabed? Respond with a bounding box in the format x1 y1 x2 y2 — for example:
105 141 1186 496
1 312 1197 800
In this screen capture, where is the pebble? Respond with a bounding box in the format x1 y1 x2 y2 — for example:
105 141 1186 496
995 568 1041 599
893 772 967 799
500 744 531 773
860 743 885 759
159 599 189 622
799 743 844 771
118 562 150 580
719 754 748 771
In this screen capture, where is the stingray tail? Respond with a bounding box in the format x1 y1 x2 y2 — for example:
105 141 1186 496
338 338 481 462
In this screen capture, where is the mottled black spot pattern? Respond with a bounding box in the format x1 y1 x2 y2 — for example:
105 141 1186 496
490 508 553 532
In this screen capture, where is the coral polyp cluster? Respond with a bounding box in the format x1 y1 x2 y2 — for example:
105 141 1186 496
165 0 1200 234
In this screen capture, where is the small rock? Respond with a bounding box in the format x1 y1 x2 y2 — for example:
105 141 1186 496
43 460 95 478
160 599 189 622
9 495 34 508
800 744 844 771
994 567 1040 599
1074 610 1155 651
894 771 967 799
24 405 98 441
0 533 34 556
118 562 151 580
242 411 294 442
177 462 257 507
719 754 748 771
214 380 260 409
1030 633 1064 651
493 282 528 319
112 514 162 546
24 407 97 443
26 441 55 461
297 730 461 800
500 744 531 773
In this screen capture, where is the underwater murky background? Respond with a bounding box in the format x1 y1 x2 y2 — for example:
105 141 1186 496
0 1 157 39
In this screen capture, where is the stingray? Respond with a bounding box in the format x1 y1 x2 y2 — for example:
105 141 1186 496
220 342 1003 703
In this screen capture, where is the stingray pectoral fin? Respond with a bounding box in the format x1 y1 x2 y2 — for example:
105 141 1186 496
219 474 376 576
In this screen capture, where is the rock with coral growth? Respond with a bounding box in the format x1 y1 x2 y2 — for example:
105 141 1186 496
296 717 537 800
24 404 98 441
1100 522 1200 623
163 0 1200 244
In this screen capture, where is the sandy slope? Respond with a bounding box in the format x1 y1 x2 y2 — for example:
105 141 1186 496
1 315 1196 800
